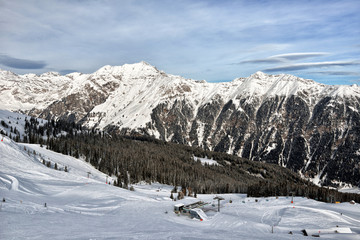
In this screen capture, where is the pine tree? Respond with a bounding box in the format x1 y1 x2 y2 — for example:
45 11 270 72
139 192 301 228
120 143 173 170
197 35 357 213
117 175 122 188
177 191 184 200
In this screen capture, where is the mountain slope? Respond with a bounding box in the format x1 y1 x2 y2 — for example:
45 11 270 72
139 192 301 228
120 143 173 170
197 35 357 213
1 136 360 239
1 62 360 187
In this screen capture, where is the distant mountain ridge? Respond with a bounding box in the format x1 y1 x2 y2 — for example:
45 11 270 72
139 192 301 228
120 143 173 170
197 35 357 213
1 62 360 187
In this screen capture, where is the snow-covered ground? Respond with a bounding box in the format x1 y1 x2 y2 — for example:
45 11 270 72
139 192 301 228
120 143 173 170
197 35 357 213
1 136 360 239
193 156 219 166
0 109 47 141
338 186 360 194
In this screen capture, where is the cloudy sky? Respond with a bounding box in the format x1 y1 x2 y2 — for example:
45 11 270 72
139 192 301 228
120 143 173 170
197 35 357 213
0 0 359 85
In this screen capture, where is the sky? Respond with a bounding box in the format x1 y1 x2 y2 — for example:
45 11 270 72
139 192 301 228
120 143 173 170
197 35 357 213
0 0 359 85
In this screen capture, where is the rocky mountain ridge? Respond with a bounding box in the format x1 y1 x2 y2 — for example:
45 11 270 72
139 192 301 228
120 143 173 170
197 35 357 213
1 62 359 187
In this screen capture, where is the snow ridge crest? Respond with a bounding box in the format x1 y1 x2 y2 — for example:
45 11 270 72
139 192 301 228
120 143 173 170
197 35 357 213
1 61 359 125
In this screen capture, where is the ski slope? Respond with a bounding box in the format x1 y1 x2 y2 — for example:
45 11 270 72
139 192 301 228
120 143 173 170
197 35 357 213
0 109 47 141
1 136 360 239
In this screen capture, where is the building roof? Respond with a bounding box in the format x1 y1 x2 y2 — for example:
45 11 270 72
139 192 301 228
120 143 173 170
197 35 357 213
304 227 352 236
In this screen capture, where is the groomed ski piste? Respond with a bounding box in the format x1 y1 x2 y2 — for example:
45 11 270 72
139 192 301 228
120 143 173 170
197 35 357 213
1 136 360 239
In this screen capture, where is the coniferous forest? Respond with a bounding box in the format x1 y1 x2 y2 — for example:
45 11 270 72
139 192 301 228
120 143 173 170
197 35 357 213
5 116 359 203
47 133 302 193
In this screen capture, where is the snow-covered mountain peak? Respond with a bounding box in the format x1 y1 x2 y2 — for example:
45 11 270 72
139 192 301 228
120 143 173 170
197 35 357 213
122 61 161 76
94 61 161 79
326 84 360 98
0 69 18 78
279 73 321 87
65 72 83 79
1 62 360 133
23 73 38 78
39 71 61 77
236 71 278 96
250 71 268 79
248 71 315 86
226 72 332 104
96 65 115 74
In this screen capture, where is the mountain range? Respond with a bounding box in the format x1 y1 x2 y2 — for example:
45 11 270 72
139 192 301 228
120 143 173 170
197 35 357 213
1 61 360 187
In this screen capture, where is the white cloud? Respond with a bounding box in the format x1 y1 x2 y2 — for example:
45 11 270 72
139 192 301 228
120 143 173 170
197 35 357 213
264 61 360 72
0 0 359 85
269 52 329 61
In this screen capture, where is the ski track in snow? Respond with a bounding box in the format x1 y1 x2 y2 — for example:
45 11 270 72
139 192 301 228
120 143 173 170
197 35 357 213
6 175 19 191
1 136 360 239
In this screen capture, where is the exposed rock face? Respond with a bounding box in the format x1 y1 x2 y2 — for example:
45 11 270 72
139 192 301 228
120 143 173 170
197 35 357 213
1 63 359 187
145 73 360 187
147 92 360 187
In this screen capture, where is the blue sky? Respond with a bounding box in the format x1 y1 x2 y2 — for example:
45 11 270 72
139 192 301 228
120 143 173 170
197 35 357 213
0 0 359 85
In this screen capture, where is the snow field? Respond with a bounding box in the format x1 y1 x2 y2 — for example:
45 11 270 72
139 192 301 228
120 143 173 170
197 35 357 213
193 156 219 166
1 136 360 239
0 109 44 141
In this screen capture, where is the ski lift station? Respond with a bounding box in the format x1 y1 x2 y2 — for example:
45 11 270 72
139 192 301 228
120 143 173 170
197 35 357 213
174 201 209 221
